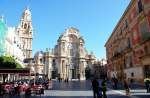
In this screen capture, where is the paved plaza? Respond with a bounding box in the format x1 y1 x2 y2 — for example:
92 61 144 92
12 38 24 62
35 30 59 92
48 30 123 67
0 80 150 98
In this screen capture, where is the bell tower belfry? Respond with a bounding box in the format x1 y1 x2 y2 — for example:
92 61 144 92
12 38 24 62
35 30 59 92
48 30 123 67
16 7 33 59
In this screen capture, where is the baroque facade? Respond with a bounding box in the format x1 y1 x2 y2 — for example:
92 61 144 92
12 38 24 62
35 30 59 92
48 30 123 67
34 27 97 80
105 0 150 83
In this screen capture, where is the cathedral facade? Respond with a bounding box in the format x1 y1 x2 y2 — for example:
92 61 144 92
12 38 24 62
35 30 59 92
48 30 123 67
34 27 96 80
53 27 88 80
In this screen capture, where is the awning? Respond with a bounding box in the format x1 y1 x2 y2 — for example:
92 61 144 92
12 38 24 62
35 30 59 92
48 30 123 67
0 68 30 74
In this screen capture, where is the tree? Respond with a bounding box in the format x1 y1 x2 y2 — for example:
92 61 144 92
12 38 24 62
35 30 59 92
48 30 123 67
0 56 22 68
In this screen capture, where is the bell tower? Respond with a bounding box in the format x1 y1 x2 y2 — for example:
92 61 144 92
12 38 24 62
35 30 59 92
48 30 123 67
16 7 33 59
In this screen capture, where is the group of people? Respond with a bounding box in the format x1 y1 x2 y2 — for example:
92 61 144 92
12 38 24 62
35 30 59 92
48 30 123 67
111 76 150 95
122 77 150 95
0 81 29 95
91 77 131 97
91 78 107 98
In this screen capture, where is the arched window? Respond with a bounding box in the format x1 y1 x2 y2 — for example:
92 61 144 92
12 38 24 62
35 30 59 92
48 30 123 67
52 59 56 66
40 58 43 64
28 25 30 29
24 23 27 29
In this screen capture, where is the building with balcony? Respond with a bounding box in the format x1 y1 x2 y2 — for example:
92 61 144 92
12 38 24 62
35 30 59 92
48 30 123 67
105 0 150 83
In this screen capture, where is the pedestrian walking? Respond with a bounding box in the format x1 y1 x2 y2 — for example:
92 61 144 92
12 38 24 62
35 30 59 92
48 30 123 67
91 78 102 98
101 78 107 98
144 77 150 93
112 78 118 89
124 79 130 95
66 77 69 83
58 77 61 82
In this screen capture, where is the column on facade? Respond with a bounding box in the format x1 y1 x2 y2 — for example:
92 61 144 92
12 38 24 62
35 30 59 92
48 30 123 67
69 64 72 80
66 64 69 80
60 60 65 80
44 56 47 75
48 57 52 79
63 60 67 80
79 60 86 80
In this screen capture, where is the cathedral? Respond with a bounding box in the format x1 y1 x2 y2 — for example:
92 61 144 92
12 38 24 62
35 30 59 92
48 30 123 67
34 27 97 80
1 7 101 81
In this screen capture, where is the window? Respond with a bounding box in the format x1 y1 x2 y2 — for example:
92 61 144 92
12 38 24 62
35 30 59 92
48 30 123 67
124 58 126 68
125 19 128 28
129 56 133 67
119 28 122 36
52 59 56 66
24 23 27 29
138 0 143 13
131 72 134 77
140 20 150 41
144 45 149 54
40 58 43 64
127 38 131 48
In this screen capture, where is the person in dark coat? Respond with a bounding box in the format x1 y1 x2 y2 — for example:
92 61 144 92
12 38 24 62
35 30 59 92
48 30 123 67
92 78 102 98
101 78 107 98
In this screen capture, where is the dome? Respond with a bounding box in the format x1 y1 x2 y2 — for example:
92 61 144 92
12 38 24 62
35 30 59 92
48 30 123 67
34 51 44 57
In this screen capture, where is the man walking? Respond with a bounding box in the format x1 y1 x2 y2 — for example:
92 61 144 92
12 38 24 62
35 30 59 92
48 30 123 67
92 78 102 98
144 76 150 93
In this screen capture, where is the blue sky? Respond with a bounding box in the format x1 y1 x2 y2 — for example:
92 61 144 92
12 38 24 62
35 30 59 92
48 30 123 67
0 0 130 59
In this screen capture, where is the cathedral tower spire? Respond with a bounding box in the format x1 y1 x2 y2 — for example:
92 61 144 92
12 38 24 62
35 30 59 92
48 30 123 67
16 7 33 59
